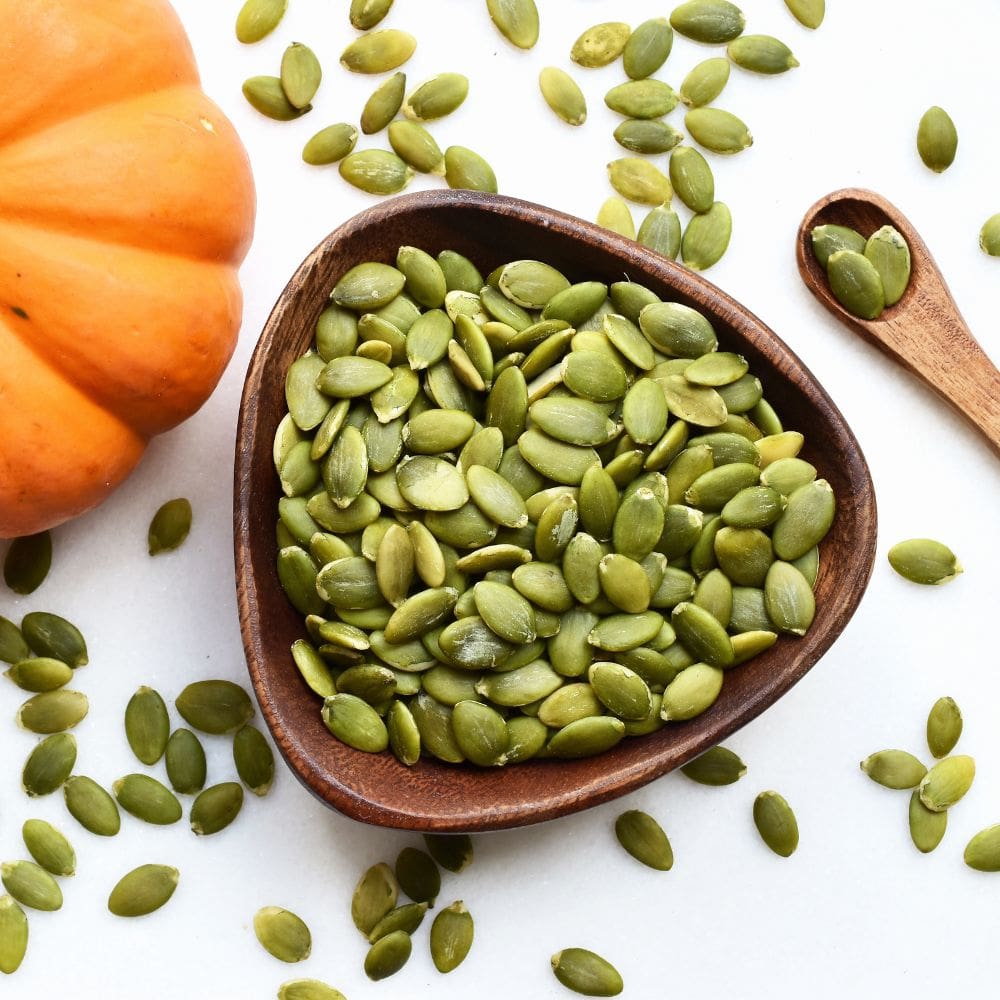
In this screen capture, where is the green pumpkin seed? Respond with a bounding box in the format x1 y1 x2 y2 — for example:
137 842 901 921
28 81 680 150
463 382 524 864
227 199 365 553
917 106 957 173
123 686 169 765
404 408 475 454
670 0 745 41
919 755 975 812
753 791 798 857
423 833 474 872
17 689 88 734
176 680 253 735
537 683 601 727
597 555 652 615
352 862 399 934
860 750 927 789
387 121 444 175
5 656 72 692
551 947 624 997
190 782 244 836
368 902 428 944
341 29 416 73
0 895 28 974
637 204 682 258
981 214 1000 256
113 773 182 825
759 456 816 496
909 790 947 854
763 560 814 636
608 157 673 206
22 819 75 877
393 847 440 906
281 42 322 109
589 662 651 720
660 662 724 720
926 696 962 759
784 0 824 28
641 302 717 357
613 488 664 561
0 615 30 663
686 463 760 511
684 108 752 155
339 150 413 195
429 900 474 973
571 22 630 67
1 861 62 912
887 538 961 585
861 226 911 307
402 72 469 122
623 18 673 80
605 79 678 120
351 0 394 28
613 121 682 160
473 580 536 643
303 124 359 165
444 145 498 193
285 355 329 431
364 928 412 980
22 732 76 796
236 0 286 42
539 67 587 125
255 906 312 962
730 629 777 665
452 700 509 765
395 246 447 308
279 980 347 1000
64 775 120 836
614 809 673 870
754 431 804 468
672 601 733 667
4 531 51 594
771 479 835 560
315 555 379 609
21 611 87 667
486 0 539 48
728 34 798 74
680 57 731 107
681 745 747 784
165 728 207 794
826 249 885 319
621 380 668 447
810 224 866 269
243 76 309 120
359 73 406 135
321 693 389 752
964 825 1000 872
547 716 626 758
233 725 275 796
682 202 732 271
670 147 715 215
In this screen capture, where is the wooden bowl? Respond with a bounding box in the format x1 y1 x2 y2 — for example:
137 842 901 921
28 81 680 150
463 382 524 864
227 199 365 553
234 190 877 832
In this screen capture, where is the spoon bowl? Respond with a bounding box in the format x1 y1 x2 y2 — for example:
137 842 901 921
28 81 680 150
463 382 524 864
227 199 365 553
235 189 876 832
797 187 1000 457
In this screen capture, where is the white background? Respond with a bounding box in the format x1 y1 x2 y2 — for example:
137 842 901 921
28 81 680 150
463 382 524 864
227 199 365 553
3 1 1000 997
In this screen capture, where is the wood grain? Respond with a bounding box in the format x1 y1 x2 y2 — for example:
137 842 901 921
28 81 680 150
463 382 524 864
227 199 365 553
796 187 1000 457
234 189 877 832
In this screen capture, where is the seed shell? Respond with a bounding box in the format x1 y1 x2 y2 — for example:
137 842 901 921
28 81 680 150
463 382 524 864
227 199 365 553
255 906 312 962
753 790 798 857
430 900 474 973
614 809 673 870
551 947 624 997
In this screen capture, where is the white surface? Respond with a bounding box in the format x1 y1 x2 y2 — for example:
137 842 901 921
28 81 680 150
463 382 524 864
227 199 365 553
3 1 1000 997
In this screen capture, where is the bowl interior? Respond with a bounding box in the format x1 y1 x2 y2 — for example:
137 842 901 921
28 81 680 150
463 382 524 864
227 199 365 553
235 190 877 832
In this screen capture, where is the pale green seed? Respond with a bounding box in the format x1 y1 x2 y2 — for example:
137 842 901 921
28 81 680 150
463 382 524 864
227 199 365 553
614 120 684 156
682 202 732 271
124 686 169 765
474 580 536 644
927 696 962 759
21 612 87 667
680 57 730 107
537 683 602 727
444 146 498 193
505 715 550 761
529 397 616 448
598 555 652 615
661 662 724 720
771 479 835 561
64 775 121 836
279 980 348 1000
917 106 957 173
909 790 947 854
861 750 927 789
234 725 276 796
755 431 804 469
562 350 628 402
303 123 359 165
614 809 673 870
176 680 253 735
339 150 413 195
497 260 569 310
623 18 673 79
826 249 885 320
0 615 30 663
403 408 475 454
685 108 752 155
784 0 824 28
403 72 469 121
728 34 798 74
190 782 244 836
1 861 62 912
352 862 399 934
964 825 1000 872
810 224 866 269
641 301 717 356
589 611 662 651
350 0 394 27
255 906 312 962
680 745 747 785
166 728 207 794
547 716 626 758
589 662 651 720
760 457 816 496
605 80 678 119
571 22 631 67
551 947 624 997
981 214 1000 256
4 531 51 594
672 601 733 667
281 42 322 109
864 226 910 307
670 147 714 215
284 354 328 432
341 29 416 73
17 689 88 734
0 895 28 974
243 76 309 120
5 656 72 692
387 120 444 174
486 0 539 48
539 67 587 125
686 463 760 511
321 694 389 752
730 629 778 665
622 380 668 445
887 538 961 585
753 791 798 857
919 755 975 812
452 700 509 766
637 204 682 258
22 819 75 877
236 0 287 42
113 773 182 825
368 902 428 944
764 561 815 636
670 0 745 42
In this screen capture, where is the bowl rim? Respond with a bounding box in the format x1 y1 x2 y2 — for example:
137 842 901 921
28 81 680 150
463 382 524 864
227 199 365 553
234 189 877 832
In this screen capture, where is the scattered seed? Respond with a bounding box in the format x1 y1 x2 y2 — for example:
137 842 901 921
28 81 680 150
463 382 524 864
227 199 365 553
175 680 254 735
108 865 179 918
570 22 631 67
981 214 1000 257
1 861 62 912
430 901 474 973
190 782 244 836
303 124 359 165
486 0 539 49
4 532 52 594
255 906 312 962
340 29 416 74
539 67 587 126
235 0 287 43
888 538 962 585
916 106 958 173
0 896 28 974
753 790 798 857
861 750 927 789
614 809 673 870
680 745 747 785
63 775 121 836
926 697 962 759
551 947 624 997
243 76 310 121
22 819 75 877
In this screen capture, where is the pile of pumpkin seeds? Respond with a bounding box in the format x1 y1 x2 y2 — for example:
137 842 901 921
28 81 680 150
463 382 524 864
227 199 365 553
810 221 912 321
274 247 836 767
0 604 272 975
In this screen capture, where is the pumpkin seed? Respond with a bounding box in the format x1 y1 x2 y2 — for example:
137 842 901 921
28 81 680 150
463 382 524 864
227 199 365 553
403 73 469 121
112 773 181 825
660 662 724 720
486 0 539 48
63 775 120 836
810 224 866 269
255 906 312 962
388 120 444 174
5 656 72 693
452 700 509 765
369 901 428 944
279 980 347 1000
860 750 927 789
22 733 76 797
679 57 730 107
281 42 322 109
123 686 169 765
919 755 975 812
763 560 815 636
321 693 389 752
551 947 624 997
4 532 51 594
605 80 678 119
352 862 399 934
1 861 62 912
784 0 824 28
613 120 683 157
887 538 962 585
0 615 30 663
0 896 28 974
190 782 244 836
364 928 412 980
571 22 631 67
637 204 682 259
681 745 747 784
981 214 1000 256
21 611 87 667
917 106 958 172
589 662 652 720
909 790 947 854
430 900 474 972
614 809 673 870
444 146 498 193
926 696 962 758
236 0 286 42
964 825 1000 872
670 147 715 215
393 848 440 906
303 123 359 165
547 716 626 758
17 689 88 734
641 301 717 357
234 725 276 796
684 108 752 155
864 225 910 306
670 0 745 42
539 67 587 125
22 819 75 877
341 29 416 73
771 479 835 561
243 76 309 120
339 150 413 195
351 0 394 29
176 680 253 735
165 728 207 794
826 249 885 319
682 202 732 271
753 790 798 857
423 833 474 872
728 34 798 74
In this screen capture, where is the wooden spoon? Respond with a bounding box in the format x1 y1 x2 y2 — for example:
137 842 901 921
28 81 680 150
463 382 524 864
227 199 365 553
796 188 1000 458
235 189 877 832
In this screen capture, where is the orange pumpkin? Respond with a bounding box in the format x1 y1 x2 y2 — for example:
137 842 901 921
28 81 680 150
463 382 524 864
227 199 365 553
0 0 256 538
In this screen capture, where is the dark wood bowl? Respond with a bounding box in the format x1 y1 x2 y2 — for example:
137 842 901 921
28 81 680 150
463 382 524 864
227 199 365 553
234 190 877 833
